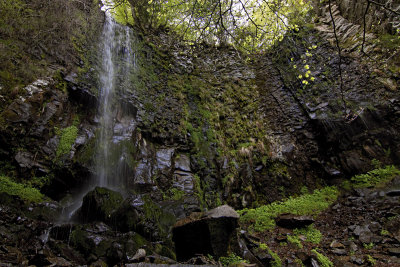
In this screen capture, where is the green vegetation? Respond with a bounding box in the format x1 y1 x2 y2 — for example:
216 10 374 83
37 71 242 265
219 253 249 266
0 176 44 203
293 225 322 244
259 243 282 267
27 175 51 190
363 242 374 249
164 188 185 201
350 165 400 188
239 187 339 232
311 249 333 267
0 0 102 90
109 0 312 52
380 229 389 236
287 235 303 248
366 255 376 266
56 126 78 158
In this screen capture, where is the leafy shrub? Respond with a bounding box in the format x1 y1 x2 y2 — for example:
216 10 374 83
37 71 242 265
0 176 44 202
239 187 339 231
350 165 400 188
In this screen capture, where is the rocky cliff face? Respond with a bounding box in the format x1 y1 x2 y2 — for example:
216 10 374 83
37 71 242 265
0 0 400 266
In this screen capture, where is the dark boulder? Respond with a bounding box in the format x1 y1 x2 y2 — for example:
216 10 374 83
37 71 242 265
388 248 400 257
65 72 97 109
111 195 176 241
76 187 123 223
172 205 239 261
275 214 314 229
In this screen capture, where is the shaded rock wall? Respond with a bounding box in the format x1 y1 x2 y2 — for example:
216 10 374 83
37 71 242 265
335 0 400 34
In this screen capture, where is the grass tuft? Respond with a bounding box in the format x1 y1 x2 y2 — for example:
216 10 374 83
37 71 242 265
0 176 45 203
239 187 339 232
350 165 400 188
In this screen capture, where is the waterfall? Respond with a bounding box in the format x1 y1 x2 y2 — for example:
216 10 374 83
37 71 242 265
95 13 137 191
60 11 137 221
97 14 115 188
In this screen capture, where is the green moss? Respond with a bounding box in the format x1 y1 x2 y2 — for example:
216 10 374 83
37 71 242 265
311 249 333 267
75 136 96 164
0 176 45 203
377 33 400 49
27 175 51 190
193 174 206 209
287 235 303 248
239 186 339 232
56 125 78 158
219 253 248 266
366 255 376 266
363 242 374 249
70 228 94 256
380 229 389 236
258 244 282 267
165 188 185 201
350 165 400 188
141 196 176 240
293 225 322 244
91 187 123 219
155 244 177 260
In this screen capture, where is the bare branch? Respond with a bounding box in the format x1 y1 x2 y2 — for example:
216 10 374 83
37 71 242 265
361 0 370 54
368 0 400 16
328 0 347 113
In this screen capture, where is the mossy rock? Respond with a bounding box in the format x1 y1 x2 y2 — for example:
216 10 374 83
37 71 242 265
77 187 123 223
70 228 95 257
155 243 177 261
112 195 177 242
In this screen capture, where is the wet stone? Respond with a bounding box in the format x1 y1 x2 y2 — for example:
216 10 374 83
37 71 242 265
330 240 345 249
331 248 347 255
175 154 191 172
350 256 364 265
275 214 314 229
386 190 400 197
173 205 239 261
156 148 175 170
76 187 123 223
388 248 400 257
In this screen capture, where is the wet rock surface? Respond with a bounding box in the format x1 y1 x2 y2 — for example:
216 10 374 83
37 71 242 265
1 1 400 266
76 187 123 223
275 214 315 229
173 205 239 261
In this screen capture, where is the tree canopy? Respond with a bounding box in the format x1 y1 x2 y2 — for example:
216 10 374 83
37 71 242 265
104 0 313 51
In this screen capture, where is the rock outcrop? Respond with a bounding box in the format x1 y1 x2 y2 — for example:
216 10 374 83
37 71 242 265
172 205 239 261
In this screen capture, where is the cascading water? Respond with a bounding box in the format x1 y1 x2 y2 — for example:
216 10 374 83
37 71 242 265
95 13 136 190
60 10 137 221
97 14 116 188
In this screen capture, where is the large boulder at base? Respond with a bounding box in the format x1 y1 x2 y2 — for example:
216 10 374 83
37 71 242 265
111 195 177 241
172 205 239 261
76 187 123 223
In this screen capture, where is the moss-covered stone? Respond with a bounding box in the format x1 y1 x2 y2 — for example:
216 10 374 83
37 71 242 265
78 187 123 223
0 175 45 203
70 228 95 256
56 126 78 158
